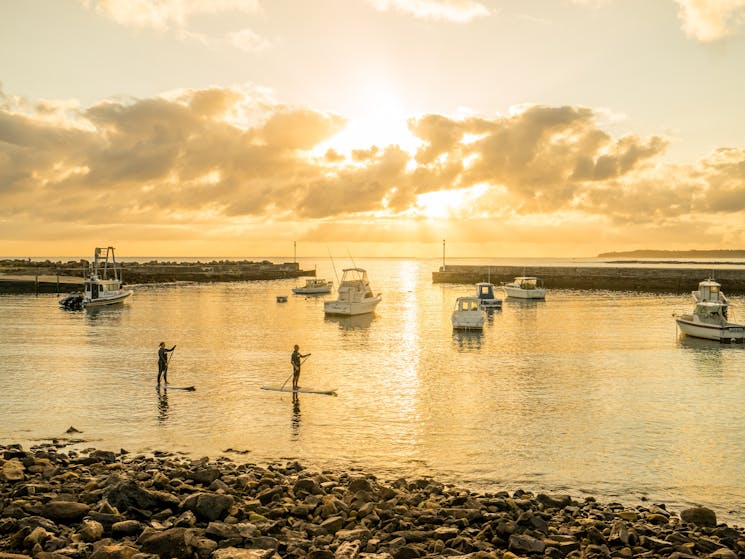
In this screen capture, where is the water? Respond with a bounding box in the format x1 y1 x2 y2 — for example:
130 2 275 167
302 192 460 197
2 257 745 523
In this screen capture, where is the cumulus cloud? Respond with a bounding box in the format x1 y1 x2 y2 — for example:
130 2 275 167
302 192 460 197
674 0 745 42
367 0 490 23
2 87 745 251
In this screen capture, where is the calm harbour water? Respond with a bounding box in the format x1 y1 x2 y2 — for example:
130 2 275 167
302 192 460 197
2 257 745 523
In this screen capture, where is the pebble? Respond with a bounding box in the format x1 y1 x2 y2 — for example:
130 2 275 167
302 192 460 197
1 443 742 559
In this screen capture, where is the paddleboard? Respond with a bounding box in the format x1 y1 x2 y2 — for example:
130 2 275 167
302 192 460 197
163 385 196 391
261 386 337 396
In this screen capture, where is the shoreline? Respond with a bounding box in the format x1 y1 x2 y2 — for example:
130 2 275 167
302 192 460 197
2 443 742 559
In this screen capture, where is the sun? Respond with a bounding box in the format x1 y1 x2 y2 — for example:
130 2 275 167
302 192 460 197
314 81 420 156
414 184 490 219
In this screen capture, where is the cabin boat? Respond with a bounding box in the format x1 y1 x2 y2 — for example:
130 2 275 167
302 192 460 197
59 247 133 310
451 296 485 330
475 282 502 309
323 268 381 316
675 279 745 343
502 276 546 300
292 278 333 295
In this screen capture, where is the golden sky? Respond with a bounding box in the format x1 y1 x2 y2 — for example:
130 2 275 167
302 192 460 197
1 0 745 257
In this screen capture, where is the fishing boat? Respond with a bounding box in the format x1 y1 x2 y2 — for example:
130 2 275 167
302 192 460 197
675 279 745 343
292 278 333 295
323 268 381 316
475 282 502 309
502 276 546 300
59 247 133 310
451 296 485 330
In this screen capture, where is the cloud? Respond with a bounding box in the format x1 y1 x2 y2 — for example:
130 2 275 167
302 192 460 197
367 0 490 23
81 0 261 31
674 0 745 42
2 87 745 253
227 28 272 52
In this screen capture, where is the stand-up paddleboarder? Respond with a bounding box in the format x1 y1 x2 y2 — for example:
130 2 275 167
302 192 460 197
291 344 310 391
157 342 176 386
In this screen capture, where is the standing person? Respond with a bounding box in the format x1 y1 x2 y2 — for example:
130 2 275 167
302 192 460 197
157 342 176 386
290 344 310 390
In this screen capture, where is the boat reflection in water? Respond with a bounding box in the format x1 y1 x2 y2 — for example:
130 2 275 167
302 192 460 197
452 329 483 350
324 313 375 330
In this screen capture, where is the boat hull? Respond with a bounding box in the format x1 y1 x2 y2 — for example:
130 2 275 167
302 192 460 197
292 286 332 294
84 290 133 307
675 316 745 342
503 286 546 299
324 296 381 316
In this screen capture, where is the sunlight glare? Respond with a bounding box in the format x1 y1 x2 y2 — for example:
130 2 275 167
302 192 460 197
415 184 489 219
313 81 420 157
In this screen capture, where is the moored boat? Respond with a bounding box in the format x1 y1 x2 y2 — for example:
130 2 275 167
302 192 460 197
323 268 381 316
475 282 502 309
451 296 485 330
675 279 745 343
292 278 333 295
59 247 133 310
502 276 546 300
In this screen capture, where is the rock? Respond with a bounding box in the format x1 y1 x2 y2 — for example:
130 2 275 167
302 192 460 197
179 492 234 521
89 545 139 559
41 501 90 522
508 533 546 555
681 506 717 527
334 541 359 559
139 527 195 559
321 516 345 534
104 480 177 513
212 548 275 559
111 520 143 537
709 549 739 559
1 459 25 482
78 519 104 542
0 554 33 559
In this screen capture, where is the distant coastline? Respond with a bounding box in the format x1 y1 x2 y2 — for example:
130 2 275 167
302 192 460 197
598 249 745 258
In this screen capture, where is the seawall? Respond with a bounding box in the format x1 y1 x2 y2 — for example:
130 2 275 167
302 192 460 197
0 261 316 294
433 264 745 294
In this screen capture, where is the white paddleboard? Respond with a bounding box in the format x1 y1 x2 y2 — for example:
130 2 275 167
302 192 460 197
261 386 337 396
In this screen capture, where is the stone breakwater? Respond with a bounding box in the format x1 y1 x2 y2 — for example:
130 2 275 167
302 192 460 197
1 444 742 559
433 265 745 294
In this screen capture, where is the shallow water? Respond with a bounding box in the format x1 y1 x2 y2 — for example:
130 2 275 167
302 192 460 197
2 258 745 522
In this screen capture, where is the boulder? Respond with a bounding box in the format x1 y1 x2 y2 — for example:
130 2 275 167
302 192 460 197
180 492 234 521
681 507 717 528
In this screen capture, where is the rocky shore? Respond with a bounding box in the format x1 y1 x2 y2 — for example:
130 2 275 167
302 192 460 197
1 443 742 559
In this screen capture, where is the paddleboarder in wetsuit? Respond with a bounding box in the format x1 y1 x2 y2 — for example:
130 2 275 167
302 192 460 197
157 342 176 386
291 344 310 390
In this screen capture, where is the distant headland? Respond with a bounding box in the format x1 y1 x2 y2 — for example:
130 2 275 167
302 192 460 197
598 249 745 258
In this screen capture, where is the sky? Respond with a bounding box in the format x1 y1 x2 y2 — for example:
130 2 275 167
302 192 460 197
1 0 745 258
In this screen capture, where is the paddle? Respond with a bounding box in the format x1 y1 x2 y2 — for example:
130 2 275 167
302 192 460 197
280 355 310 391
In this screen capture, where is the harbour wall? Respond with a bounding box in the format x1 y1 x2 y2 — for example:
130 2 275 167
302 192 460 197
0 261 316 294
432 265 745 294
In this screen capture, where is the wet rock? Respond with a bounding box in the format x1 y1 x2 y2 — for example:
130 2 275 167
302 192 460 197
681 506 717 527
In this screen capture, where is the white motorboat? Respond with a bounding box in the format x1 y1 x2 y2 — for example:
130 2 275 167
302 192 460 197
675 279 745 343
451 296 485 330
323 268 381 316
502 276 546 299
292 278 333 295
475 282 502 309
59 247 133 310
